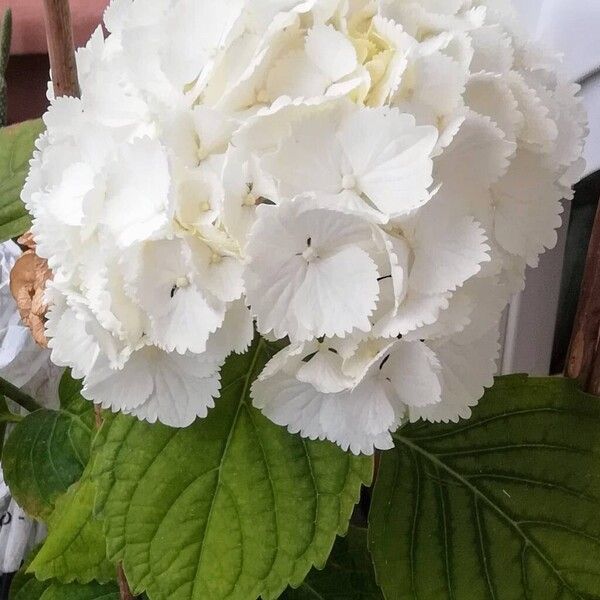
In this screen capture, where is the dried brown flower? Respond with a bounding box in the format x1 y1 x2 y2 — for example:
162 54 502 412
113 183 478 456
9 234 52 348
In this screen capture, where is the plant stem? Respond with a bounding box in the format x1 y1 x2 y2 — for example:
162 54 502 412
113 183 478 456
42 0 80 98
565 197 600 394
0 412 23 424
588 343 600 396
117 563 135 600
0 377 42 413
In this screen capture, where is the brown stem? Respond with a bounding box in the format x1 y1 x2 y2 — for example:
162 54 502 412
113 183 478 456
565 198 600 394
117 563 135 600
42 0 80 97
94 405 103 429
588 340 600 396
10 1 80 345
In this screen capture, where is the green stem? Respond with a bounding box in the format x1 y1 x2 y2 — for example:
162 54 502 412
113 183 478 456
0 377 42 413
0 412 23 424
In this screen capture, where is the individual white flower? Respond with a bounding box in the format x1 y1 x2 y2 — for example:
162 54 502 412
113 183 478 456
252 336 444 454
125 238 227 354
244 199 380 341
262 104 438 217
81 343 221 428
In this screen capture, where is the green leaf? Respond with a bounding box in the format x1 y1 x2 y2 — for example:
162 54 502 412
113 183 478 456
369 375 600 600
92 337 373 600
0 119 43 241
281 526 384 599
3 372 95 519
10 571 119 600
28 477 115 584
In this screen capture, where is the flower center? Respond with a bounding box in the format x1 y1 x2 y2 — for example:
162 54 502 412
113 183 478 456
342 174 357 190
175 276 190 289
243 193 257 207
256 89 270 103
302 246 318 262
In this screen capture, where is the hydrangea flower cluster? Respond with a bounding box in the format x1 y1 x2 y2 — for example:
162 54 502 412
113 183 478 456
24 0 586 453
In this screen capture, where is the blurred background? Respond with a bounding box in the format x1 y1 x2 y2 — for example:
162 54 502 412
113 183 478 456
1 0 599 377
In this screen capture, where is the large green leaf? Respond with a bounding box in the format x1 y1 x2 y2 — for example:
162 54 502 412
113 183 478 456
369 375 600 600
28 477 115 584
0 119 43 241
92 337 373 600
3 372 95 519
281 526 384 599
9 571 119 600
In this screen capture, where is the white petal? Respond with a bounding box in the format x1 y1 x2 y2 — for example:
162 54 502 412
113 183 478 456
83 345 221 427
465 74 523 142
293 245 379 337
410 325 500 423
188 238 244 303
205 299 255 363
493 150 564 266
434 111 516 201
266 50 332 101
382 341 442 408
262 108 345 199
296 348 354 393
338 108 438 216
102 138 171 247
305 24 357 82
409 209 490 295
129 239 225 353
469 24 514 74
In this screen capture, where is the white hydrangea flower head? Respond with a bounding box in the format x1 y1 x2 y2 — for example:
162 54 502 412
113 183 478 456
24 0 585 449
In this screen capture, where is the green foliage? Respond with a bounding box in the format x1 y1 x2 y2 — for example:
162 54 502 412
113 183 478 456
281 526 383 599
29 477 115 584
2 371 95 519
0 9 11 126
0 118 43 241
92 337 373 600
369 375 600 600
10 570 119 600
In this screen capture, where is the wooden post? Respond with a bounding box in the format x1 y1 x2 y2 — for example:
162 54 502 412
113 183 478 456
42 0 80 97
565 198 600 394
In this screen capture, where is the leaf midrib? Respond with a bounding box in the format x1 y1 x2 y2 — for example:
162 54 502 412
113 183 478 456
190 337 267 600
394 433 586 600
